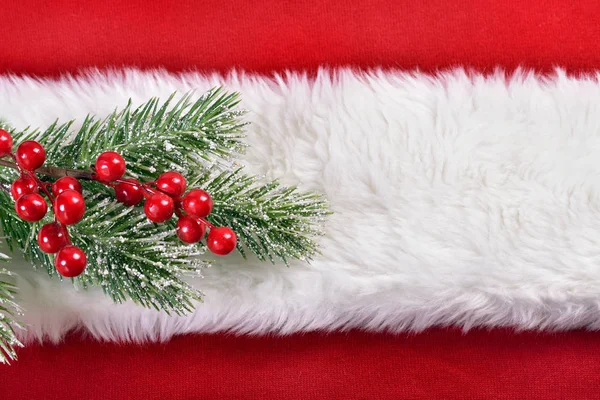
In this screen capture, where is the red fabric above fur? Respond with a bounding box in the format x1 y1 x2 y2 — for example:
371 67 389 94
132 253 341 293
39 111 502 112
1 0 600 76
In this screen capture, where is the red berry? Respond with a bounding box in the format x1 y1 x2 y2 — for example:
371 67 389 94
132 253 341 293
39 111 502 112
144 193 174 222
206 227 237 255
11 175 37 200
54 190 85 225
16 140 46 171
55 245 86 277
0 129 13 156
52 176 82 196
15 193 48 222
182 189 213 218
38 223 68 254
95 151 126 182
156 171 187 197
176 216 206 244
114 178 144 206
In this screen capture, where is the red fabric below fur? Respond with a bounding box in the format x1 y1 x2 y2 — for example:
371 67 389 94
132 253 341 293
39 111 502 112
2 1 600 398
3 330 600 399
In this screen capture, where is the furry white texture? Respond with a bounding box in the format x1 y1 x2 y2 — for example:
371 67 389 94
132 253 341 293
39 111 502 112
2 68 600 344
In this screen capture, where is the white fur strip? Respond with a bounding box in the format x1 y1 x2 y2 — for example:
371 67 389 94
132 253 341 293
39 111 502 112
2 68 600 343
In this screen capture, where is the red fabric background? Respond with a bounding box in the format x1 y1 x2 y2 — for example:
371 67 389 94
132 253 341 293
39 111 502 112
2 1 600 399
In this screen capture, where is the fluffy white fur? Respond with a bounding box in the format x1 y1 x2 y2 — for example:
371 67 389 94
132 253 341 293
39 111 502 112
2 68 600 344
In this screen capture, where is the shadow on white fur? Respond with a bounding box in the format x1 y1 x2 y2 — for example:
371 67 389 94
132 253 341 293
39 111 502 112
2 67 600 344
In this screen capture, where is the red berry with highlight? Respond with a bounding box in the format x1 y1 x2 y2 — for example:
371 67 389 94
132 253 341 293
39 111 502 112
55 245 87 277
95 151 126 182
11 175 37 200
182 189 213 218
144 193 174 222
0 129 13 156
38 223 69 254
54 190 85 225
114 178 144 206
156 171 187 197
206 227 237 255
176 216 206 244
16 140 46 171
15 193 47 222
52 176 82 196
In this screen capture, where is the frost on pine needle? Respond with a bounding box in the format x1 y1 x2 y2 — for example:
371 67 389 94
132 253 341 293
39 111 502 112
0 89 329 333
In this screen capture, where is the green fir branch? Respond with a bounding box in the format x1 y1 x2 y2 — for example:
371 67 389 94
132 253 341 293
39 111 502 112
56 89 248 179
199 170 328 264
0 90 329 318
0 268 23 364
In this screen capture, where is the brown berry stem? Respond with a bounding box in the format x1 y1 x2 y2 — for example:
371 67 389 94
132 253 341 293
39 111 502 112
0 158 95 180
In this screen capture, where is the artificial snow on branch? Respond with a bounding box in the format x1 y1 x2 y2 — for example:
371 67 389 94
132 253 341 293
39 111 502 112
0 89 328 363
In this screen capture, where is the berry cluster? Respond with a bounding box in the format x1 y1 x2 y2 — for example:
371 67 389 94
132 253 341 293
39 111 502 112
97 152 237 255
0 128 237 278
0 129 86 277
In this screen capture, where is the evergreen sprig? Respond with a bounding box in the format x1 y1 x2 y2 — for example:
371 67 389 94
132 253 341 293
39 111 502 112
56 90 248 178
201 170 327 264
0 268 23 364
0 89 329 358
